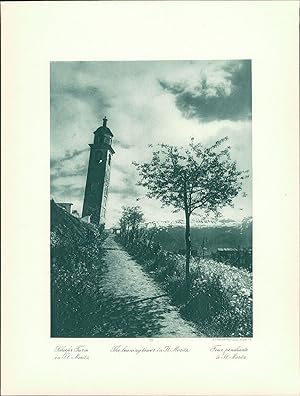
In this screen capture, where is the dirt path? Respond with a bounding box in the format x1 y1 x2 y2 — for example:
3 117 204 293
92 234 201 337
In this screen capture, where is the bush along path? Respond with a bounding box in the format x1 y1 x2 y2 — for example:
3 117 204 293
117 230 253 338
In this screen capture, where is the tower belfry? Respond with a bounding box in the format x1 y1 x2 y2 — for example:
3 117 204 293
82 117 115 226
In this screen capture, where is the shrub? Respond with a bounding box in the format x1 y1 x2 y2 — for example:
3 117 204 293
165 273 186 304
184 258 252 336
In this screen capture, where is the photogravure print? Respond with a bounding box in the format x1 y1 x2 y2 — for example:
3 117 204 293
50 60 252 338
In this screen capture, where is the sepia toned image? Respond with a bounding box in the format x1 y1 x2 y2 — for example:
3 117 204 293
50 60 252 338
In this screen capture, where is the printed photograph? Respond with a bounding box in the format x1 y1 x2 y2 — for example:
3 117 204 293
50 60 252 338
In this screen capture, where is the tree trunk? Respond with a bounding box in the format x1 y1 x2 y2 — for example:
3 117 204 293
185 209 191 299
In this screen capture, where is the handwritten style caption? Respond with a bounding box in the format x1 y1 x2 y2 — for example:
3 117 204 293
110 345 189 354
210 344 248 360
53 345 90 360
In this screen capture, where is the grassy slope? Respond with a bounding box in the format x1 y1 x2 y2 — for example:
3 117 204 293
50 200 106 337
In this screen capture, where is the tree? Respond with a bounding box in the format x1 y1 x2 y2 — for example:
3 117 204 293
133 137 248 296
119 206 144 244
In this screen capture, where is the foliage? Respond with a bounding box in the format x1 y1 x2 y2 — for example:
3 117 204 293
51 244 105 336
133 137 248 216
120 205 144 229
119 205 144 245
51 200 107 337
133 137 249 292
186 258 252 337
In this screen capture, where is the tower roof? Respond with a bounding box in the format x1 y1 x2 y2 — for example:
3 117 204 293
94 116 114 136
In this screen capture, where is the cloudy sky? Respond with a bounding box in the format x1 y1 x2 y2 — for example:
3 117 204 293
50 60 252 227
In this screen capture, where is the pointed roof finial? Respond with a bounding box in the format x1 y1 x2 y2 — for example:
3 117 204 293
103 116 108 127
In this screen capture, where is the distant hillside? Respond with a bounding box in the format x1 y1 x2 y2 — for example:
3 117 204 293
153 220 252 254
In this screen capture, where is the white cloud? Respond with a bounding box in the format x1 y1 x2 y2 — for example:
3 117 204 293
51 61 252 227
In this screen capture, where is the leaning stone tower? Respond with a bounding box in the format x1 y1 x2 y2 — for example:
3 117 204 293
82 117 115 226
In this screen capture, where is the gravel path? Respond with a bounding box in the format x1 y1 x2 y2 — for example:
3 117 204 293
93 235 200 337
